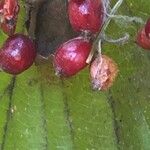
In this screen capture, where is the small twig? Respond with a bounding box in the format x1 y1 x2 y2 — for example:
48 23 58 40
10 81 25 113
101 0 124 34
86 0 124 64
97 40 102 54
102 33 130 45
86 40 102 63
106 14 144 24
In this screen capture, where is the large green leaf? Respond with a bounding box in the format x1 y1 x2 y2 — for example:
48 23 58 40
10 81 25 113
0 0 150 149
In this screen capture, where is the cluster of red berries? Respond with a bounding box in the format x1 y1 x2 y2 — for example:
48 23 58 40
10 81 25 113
0 0 149 91
54 0 118 90
136 19 150 49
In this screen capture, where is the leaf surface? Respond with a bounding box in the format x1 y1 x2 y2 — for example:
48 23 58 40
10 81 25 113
0 0 150 150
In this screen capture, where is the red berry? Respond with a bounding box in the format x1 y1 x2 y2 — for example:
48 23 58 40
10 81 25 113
68 0 104 33
71 0 83 3
90 55 118 91
145 18 150 39
136 28 150 49
0 1 4 12
54 37 92 76
0 34 36 75
0 0 20 35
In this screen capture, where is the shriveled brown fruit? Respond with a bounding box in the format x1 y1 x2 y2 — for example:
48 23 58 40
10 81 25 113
90 54 118 91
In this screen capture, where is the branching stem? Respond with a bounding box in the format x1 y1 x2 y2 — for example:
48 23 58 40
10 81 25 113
86 0 124 64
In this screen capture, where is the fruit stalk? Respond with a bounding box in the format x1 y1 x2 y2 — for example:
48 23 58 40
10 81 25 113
86 0 124 64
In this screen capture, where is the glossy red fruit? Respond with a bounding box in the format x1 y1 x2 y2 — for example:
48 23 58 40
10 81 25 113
145 18 150 38
72 0 83 3
0 34 36 75
90 55 118 91
68 0 104 33
136 28 150 49
0 1 4 13
0 0 20 35
54 37 92 76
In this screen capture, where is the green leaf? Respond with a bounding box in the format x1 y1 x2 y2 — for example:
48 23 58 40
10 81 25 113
0 0 150 150
39 64 118 150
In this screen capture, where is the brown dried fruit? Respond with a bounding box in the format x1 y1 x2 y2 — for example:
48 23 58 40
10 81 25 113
90 54 118 91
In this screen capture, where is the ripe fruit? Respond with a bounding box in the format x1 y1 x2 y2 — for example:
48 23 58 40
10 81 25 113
136 28 150 49
90 55 118 91
54 37 92 76
145 18 150 38
72 0 83 3
0 0 20 35
68 0 104 33
0 34 36 75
